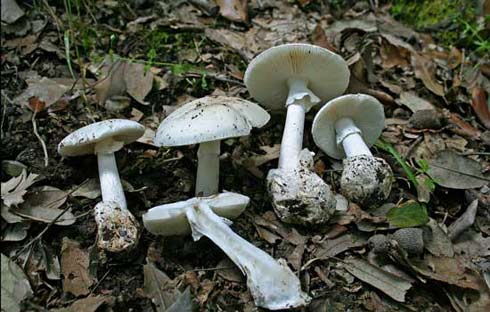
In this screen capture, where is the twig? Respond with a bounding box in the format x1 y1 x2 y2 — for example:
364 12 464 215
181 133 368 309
32 111 49 167
403 136 423 160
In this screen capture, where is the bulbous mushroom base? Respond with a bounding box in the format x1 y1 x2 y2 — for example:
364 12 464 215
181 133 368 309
267 149 336 225
340 155 393 207
94 201 139 253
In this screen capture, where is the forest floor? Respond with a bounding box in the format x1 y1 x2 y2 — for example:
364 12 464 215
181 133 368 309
1 0 490 311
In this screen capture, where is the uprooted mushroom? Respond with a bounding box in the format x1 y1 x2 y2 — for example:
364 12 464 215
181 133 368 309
244 43 350 225
147 96 310 309
143 193 310 310
58 119 144 252
312 94 394 207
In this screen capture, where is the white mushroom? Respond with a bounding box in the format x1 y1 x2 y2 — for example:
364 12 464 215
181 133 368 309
58 119 144 252
154 95 269 196
244 43 349 224
312 94 393 206
143 193 311 310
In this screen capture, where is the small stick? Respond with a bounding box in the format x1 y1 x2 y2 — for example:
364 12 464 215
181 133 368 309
32 111 49 167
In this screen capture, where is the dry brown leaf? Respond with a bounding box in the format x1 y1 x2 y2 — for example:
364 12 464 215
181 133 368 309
1 170 39 208
343 258 413 302
379 34 414 69
412 255 484 290
125 63 154 105
411 53 445 96
471 87 490 129
14 77 70 109
313 234 366 259
61 238 94 296
216 0 248 23
446 112 481 139
142 261 181 311
312 24 337 52
51 295 115 312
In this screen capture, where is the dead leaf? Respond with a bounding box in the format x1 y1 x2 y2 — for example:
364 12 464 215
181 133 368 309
445 112 481 139
166 287 194 312
312 24 336 52
125 63 154 105
314 234 366 259
423 218 454 257
1 170 39 208
1 223 29 242
396 92 435 113
50 295 115 312
142 260 181 311
471 87 490 129
448 200 478 241
197 280 214 305
216 258 243 283
216 0 248 23
379 34 414 69
71 179 101 199
453 230 490 258
1 253 33 312
1 0 25 24
14 77 70 109
10 186 74 226
94 60 127 105
427 150 490 189
343 258 412 302
61 238 94 296
411 53 445 96
412 255 484 290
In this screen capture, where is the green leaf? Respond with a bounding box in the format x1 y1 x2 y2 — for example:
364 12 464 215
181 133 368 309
387 200 429 228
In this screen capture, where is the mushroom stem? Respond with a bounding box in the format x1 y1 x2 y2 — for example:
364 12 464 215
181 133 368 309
185 202 310 309
196 140 220 196
335 117 372 157
278 104 305 170
97 152 127 210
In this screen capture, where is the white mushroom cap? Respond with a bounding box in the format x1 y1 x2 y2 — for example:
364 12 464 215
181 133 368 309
155 96 270 147
58 119 145 156
312 94 385 159
143 192 250 236
244 43 350 110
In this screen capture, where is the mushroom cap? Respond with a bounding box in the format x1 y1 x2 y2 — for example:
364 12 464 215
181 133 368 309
312 94 385 159
155 96 270 147
143 192 250 236
244 43 350 110
58 119 144 156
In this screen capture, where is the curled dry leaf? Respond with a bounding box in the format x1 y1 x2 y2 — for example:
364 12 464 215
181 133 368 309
423 218 454 257
471 87 490 129
448 200 478 241
1 170 39 208
411 53 444 96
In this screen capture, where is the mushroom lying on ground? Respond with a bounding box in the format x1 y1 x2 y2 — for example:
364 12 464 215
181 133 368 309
244 43 350 224
312 94 393 207
149 96 309 308
143 192 310 310
155 95 270 196
58 119 144 252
